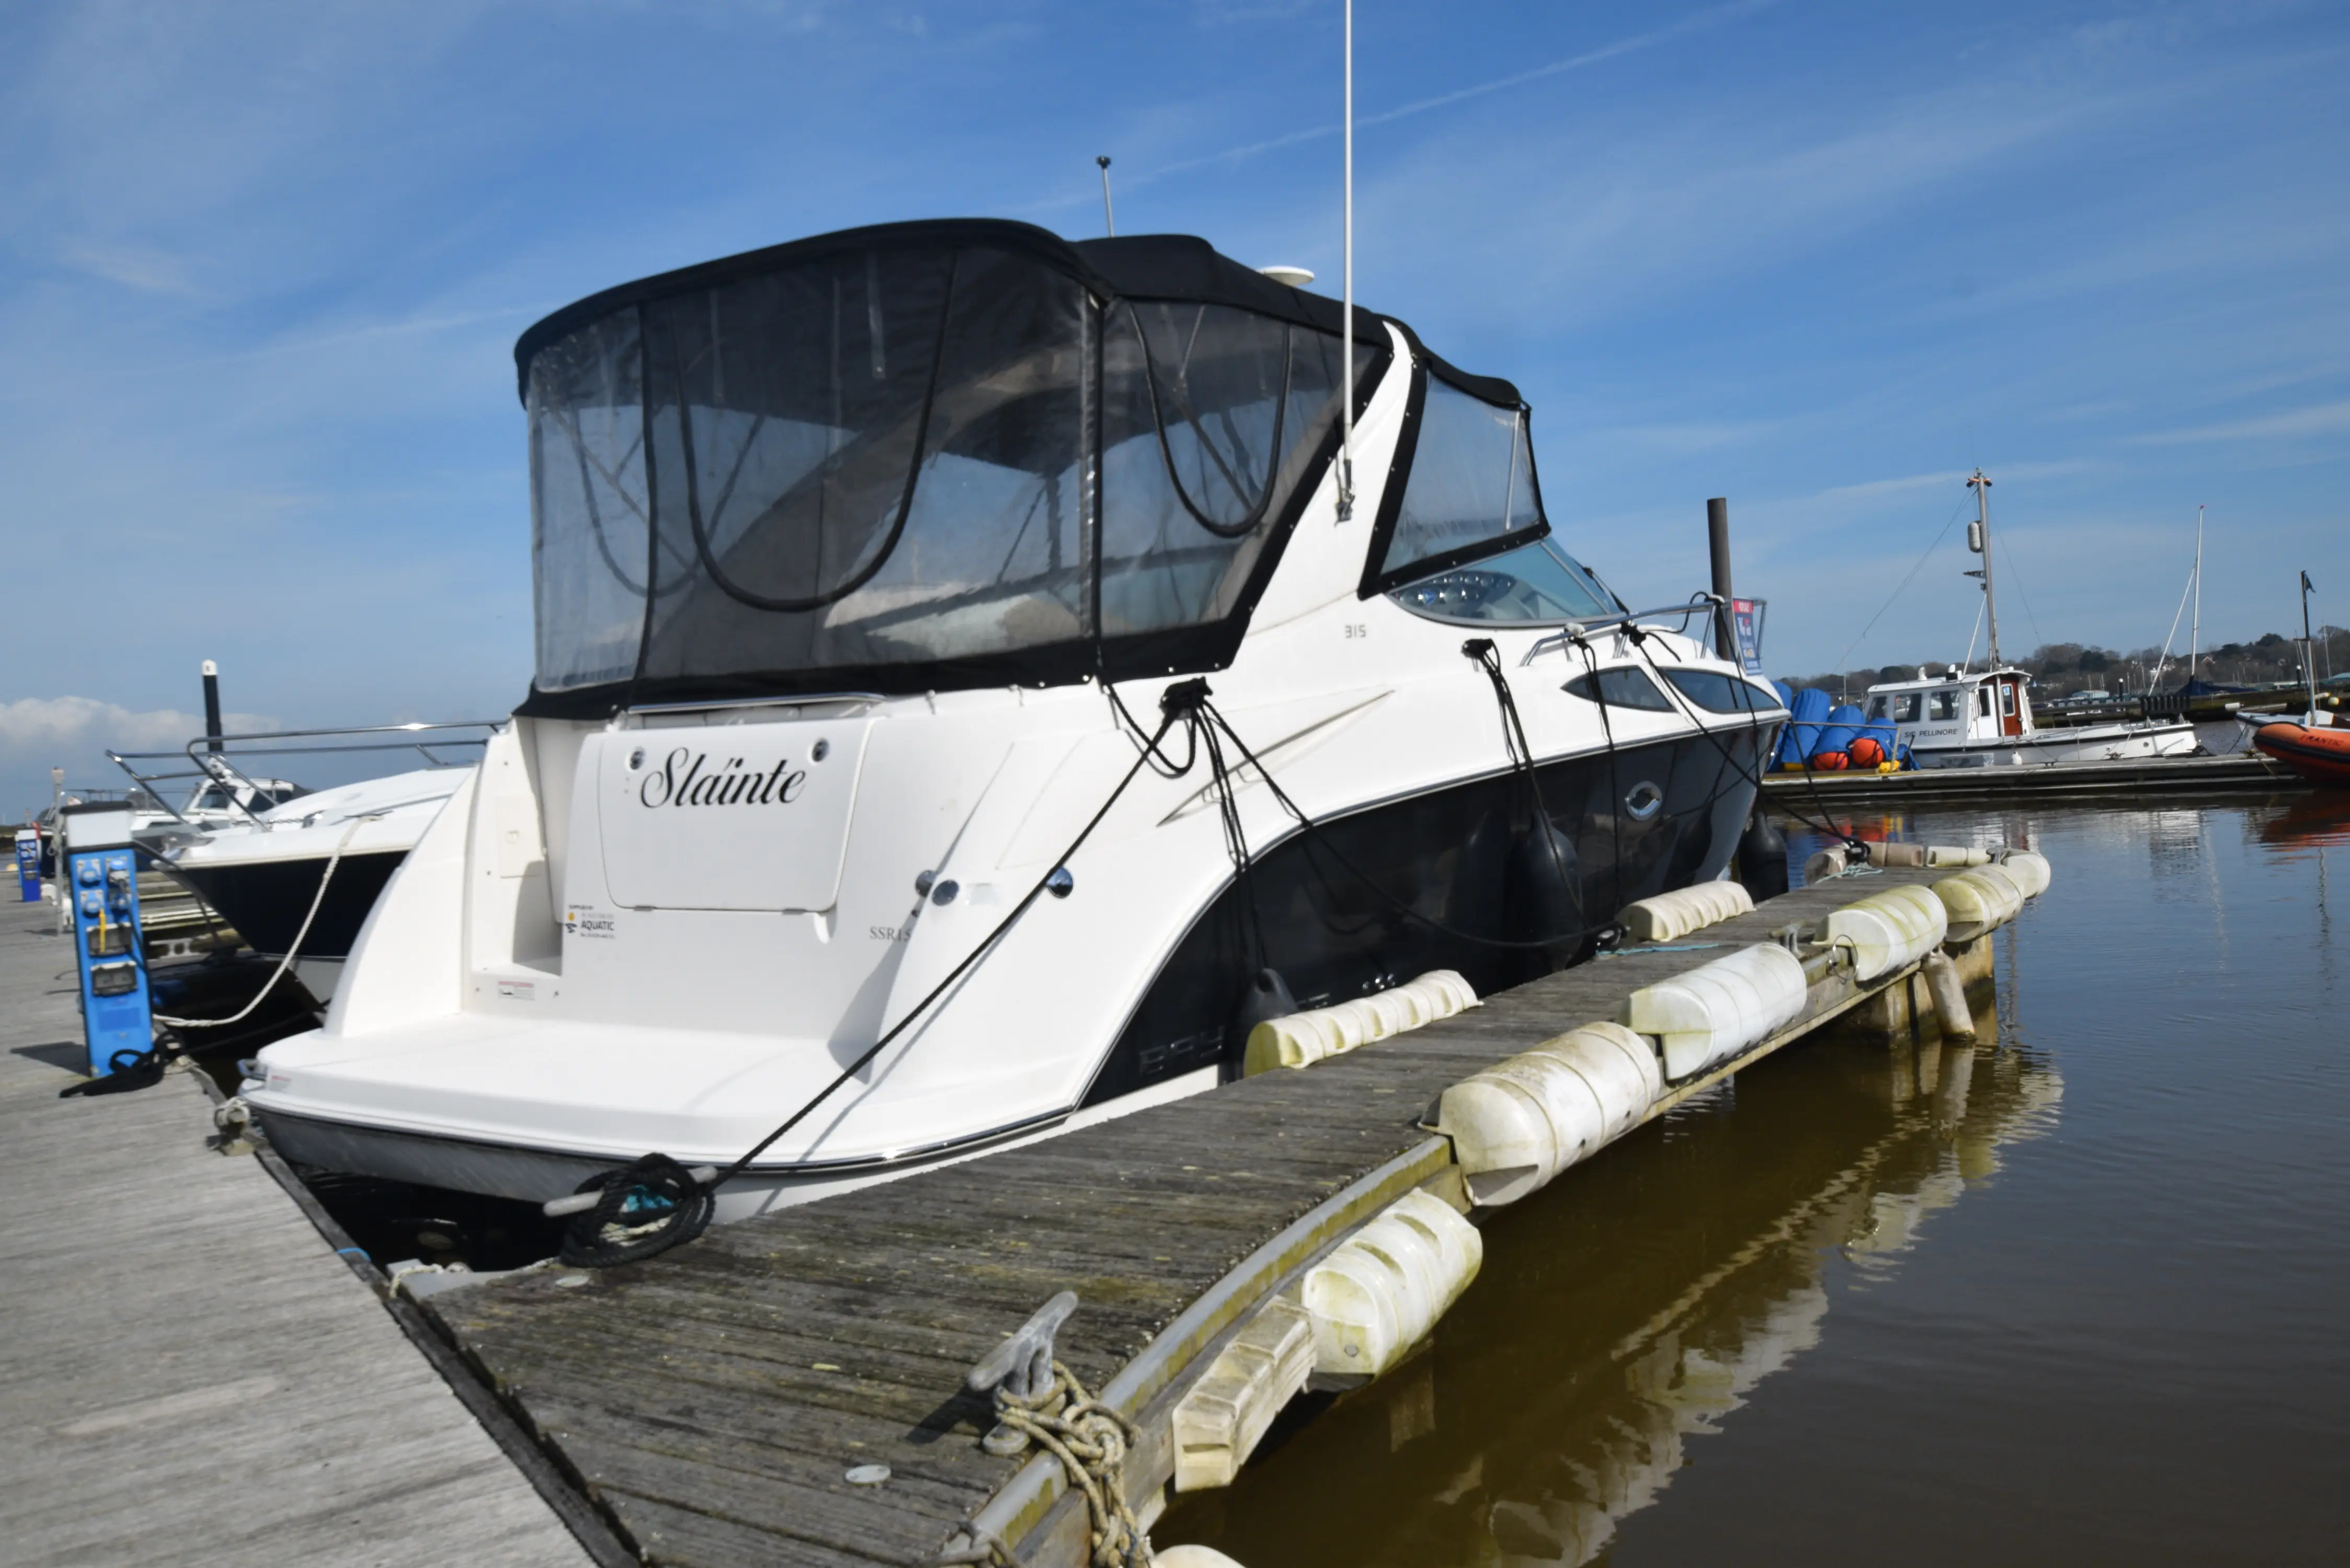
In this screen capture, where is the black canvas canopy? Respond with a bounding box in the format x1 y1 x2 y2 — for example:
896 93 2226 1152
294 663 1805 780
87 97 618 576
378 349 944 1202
514 218 1542 716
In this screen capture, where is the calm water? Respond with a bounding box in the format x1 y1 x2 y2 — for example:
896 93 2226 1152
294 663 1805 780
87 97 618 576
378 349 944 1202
1161 792 2350 1566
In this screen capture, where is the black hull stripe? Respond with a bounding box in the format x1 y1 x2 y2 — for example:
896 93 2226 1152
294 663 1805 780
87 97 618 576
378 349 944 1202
163 850 410 959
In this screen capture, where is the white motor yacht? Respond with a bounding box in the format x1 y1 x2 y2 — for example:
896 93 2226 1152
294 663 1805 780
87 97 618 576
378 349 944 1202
157 762 479 1000
246 220 1785 1218
1862 665 2197 768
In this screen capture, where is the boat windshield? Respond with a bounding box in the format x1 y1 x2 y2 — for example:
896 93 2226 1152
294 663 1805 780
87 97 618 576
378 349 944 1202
1387 538 1618 625
526 234 1382 700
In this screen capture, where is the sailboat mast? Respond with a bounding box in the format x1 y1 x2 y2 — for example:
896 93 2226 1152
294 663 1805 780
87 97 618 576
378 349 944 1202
1968 469 2001 666
2190 504 2203 686
2303 569 2320 717
1337 0 1355 522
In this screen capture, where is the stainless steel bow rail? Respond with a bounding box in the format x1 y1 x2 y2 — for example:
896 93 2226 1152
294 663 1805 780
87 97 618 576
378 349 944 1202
106 719 505 831
1516 595 1723 666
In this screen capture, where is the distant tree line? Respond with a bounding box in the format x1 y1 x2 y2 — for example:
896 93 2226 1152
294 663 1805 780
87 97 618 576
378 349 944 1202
1782 626 2349 700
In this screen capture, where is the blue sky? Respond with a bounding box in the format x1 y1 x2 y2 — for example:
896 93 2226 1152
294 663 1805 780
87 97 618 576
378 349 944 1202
3 0 2345 809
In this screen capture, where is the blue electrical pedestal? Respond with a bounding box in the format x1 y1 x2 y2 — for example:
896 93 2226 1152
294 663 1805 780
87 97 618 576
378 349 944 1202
14 828 37 901
60 802 152 1078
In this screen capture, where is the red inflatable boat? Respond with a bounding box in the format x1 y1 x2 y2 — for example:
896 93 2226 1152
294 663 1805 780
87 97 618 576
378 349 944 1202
2255 720 2350 786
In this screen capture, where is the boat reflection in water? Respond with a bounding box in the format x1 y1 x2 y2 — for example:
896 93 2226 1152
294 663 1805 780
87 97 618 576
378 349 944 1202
2256 792 2350 851
1160 1017 2061 1566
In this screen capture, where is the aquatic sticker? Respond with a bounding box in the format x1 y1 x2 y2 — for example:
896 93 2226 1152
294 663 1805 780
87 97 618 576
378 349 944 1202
564 904 618 940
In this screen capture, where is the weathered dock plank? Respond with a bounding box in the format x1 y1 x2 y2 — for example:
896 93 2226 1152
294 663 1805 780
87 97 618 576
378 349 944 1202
0 905 595 1568
417 864 1985 1568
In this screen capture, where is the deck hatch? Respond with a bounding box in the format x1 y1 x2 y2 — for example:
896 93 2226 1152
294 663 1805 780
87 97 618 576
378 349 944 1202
594 718 872 912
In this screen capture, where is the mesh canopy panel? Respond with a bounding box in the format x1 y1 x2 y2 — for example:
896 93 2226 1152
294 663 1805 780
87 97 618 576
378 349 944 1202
636 245 1091 682
530 311 651 691
1375 375 1545 588
525 230 1385 701
1099 304 1369 638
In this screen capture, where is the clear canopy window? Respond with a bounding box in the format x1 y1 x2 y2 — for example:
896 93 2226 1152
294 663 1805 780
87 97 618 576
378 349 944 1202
1368 373 1546 593
1387 537 1616 625
523 227 1385 704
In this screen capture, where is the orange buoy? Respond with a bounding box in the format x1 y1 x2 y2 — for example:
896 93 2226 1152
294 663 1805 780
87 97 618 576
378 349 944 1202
1848 736 1884 767
1813 751 1849 771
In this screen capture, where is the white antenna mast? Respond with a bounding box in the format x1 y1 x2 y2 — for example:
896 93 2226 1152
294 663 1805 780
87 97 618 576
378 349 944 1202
1336 0 1356 522
1096 156 1115 237
1966 468 2000 667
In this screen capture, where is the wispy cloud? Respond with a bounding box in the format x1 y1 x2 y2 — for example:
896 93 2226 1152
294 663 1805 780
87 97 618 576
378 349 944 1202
1087 0 1773 198
1578 418 1787 459
2129 398 2350 445
0 697 278 796
59 241 199 295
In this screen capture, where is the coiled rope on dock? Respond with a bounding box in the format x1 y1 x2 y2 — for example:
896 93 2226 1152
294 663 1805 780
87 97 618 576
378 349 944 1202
938 1362 1151 1568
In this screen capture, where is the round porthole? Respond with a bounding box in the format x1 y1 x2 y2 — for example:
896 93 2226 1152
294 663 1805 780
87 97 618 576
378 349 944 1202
627 746 646 771
1625 781 1665 821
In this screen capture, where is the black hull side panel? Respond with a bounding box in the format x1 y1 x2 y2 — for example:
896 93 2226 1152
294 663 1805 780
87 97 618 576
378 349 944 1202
1084 724 1768 1104
165 850 410 960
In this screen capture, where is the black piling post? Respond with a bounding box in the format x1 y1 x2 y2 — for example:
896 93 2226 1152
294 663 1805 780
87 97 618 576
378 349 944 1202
1707 498 1736 662
201 660 224 754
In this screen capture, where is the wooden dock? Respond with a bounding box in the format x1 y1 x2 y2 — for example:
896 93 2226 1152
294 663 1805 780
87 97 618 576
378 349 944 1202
1759 749 2301 806
410 866 1999 1567
0 902 597 1568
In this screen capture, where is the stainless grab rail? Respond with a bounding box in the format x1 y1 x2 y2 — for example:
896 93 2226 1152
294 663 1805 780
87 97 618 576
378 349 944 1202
1518 595 1723 666
107 720 505 829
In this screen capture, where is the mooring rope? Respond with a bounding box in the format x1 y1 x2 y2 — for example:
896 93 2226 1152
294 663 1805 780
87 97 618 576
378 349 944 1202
559 642 1796 1265
1463 637 1585 927
557 702 1187 1268
1189 691 1606 952
956 1362 1150 1568
1622 632 1858 849
152 814 375 1030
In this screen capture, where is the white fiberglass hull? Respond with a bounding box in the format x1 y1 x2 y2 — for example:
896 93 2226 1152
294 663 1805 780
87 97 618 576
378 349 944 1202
158 767 470 995
246 663 1771 1214
1910 719 2197 768
255 1065 1219 1221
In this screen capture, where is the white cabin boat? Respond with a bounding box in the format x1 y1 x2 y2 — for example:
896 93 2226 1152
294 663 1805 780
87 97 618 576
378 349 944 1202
245 221 1785 1219
1864 665 2196 768
157 766 475 1000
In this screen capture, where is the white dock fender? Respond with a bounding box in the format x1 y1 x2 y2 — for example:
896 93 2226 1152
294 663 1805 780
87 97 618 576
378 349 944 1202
1301 1190 1481 1378
1621 880 1755 943
1622 943 1809 1081
1932 864 2026 939
1243 972 1480 1076
1430 1022 1661 1206
1170 1299 1315 1493
1996 848 2053 898
1825 884 1950 981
